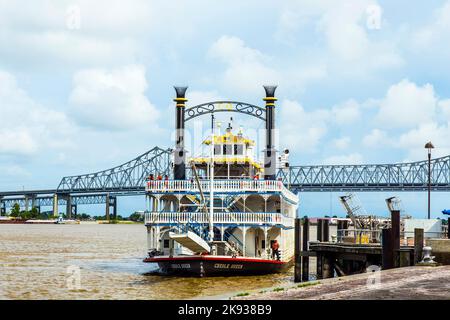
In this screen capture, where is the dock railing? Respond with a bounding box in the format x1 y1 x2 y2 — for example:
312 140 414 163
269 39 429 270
337 229 382 244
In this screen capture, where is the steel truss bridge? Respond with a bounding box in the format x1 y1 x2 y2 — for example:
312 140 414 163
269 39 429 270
1 146 449 215
0 100 449 217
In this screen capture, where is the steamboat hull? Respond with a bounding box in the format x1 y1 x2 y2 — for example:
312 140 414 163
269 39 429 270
144 256 289 277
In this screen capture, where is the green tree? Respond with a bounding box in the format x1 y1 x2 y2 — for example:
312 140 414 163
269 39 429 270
10 203 20 217
29 207 39 219
128 212 144 222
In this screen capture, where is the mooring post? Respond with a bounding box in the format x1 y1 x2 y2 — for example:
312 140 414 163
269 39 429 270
323 219 330 242
294 218 302 282
448 218 450 239
414 228 424 264
302 217 310 281
317 219 324 242
337 219 342 241
391 210 400 268
316 252 323 279
382 228 394 270
322 255 334 279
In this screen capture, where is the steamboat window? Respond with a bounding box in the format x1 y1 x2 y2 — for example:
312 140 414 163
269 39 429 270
223 144 233 155
234 144 244 155
163 239 170 248
214 145 221 155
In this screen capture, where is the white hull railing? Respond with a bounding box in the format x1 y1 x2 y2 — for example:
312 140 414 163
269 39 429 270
146 179 298 203
145 211 292 226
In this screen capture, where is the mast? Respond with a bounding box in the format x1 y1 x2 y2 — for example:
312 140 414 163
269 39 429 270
209 114 215 242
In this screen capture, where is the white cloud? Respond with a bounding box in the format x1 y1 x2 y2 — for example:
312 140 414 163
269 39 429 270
318 2 371 61
363 129 388 147
69 65 159 130
322 153 364 165
413 1 450 49
187 90 223 107
331 99 361 125
0 164 31 177
278 99 330 154
208 35 327 95
316 1 402 70
398 122 450 160
375 79 438 129
208 36 280 95
0 70 73 156
438 99 450 120
333 137 351 150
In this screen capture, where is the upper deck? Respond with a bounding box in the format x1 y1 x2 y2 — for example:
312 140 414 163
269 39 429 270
145 179 298 204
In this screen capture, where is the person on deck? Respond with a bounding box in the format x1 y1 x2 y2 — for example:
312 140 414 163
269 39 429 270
271 240 280 261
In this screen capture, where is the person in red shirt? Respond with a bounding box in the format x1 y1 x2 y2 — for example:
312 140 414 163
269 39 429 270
271 240 280 260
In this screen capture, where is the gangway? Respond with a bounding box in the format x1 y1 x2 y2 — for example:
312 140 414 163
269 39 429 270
169 231 211 253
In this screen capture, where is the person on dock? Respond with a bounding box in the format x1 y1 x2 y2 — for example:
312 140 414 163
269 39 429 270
271 240 280 260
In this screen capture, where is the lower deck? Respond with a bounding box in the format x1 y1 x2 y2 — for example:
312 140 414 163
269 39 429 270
144 254 292 276
146 224 295 263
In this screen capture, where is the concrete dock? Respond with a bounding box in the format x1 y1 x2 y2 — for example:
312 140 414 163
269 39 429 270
234 266 450 300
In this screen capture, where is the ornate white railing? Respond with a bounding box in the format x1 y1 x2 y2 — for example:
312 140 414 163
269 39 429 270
144 211 293 226
145 179 298 203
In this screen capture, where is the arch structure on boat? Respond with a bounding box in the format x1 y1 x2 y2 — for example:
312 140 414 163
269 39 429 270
184 101 266 122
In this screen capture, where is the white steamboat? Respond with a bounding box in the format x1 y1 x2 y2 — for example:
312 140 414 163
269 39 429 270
143 86 298 276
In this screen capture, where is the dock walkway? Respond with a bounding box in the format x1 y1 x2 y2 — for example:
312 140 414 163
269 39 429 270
234 266 450 300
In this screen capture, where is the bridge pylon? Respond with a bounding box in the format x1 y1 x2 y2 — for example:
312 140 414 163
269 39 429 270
0 197 5 216
105 195 117 221
52 194 58 217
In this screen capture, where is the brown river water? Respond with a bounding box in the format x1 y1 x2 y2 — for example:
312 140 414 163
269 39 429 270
0 223 296 300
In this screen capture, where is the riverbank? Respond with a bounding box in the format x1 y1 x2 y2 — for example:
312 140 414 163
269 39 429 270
231 265 450 300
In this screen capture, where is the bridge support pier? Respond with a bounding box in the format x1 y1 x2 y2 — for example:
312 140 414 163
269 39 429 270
105 195 117 220
105 195 110 220
24 195 29 212
0 197 5 216
71 204 77 219
53 194 59 217
65 195 72 219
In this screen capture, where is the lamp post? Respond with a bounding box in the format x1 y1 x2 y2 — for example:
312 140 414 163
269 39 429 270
424 142 435 219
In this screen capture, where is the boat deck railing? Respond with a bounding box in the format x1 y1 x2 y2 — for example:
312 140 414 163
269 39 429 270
145 211 292 227
145 179 298 203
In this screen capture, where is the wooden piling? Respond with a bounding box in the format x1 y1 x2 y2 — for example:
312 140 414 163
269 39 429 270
391 210 400 268
301 217 310 282
294 218 302 283
316 253 323 279
322 255 334 278
323 219 330 242
448 218 450 239
382 228 394 270
317 219 324 242
414 228 424 264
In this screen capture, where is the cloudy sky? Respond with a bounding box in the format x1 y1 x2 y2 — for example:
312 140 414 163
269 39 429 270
1 0 450 218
